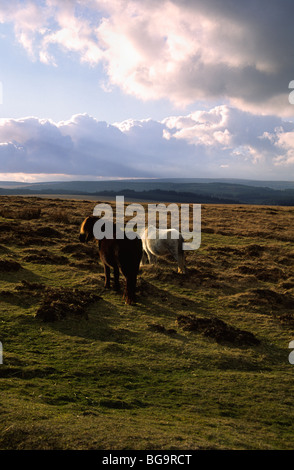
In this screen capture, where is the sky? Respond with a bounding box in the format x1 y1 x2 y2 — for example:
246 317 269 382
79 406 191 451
0 0 294 182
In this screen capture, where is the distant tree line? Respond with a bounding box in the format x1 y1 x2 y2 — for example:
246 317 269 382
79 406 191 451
1 183 294 206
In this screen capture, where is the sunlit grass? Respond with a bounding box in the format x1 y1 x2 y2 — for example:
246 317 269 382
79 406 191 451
0 196 294 449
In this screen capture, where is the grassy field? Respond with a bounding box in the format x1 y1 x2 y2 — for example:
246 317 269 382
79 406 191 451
0 196 294 450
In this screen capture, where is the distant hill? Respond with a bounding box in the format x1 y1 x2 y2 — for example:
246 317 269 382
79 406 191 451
0 178 294 205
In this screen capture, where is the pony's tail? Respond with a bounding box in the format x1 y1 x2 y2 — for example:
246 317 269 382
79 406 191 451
177 234 186 274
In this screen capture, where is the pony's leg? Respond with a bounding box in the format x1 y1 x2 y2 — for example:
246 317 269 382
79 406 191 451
167 245 182 272
146 250 152 264
121 260 140 305
148 251 157 264
104 265 111 288
141 250 149 265
123 274 137 305
173 237 185 274
177 250 186 274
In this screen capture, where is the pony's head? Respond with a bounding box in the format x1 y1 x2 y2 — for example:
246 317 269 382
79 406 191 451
79 216 98 243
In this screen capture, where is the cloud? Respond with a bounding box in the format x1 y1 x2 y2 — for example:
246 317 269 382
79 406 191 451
0 106 294 180
1 0 294 114
272 130 294 166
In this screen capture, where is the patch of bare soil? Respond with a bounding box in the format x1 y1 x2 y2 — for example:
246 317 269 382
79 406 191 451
235 264 286 282
227 288 294 325
208 246 243 257
34 227 63 238
242 244 265 257
1 280 101 321
23 249 69 265
279 279 294 290
0 280 44 300
35 287 102 322
0 220 61 246
229 288 293 309
16 280 46 291
147 323 177 335
60 243 98 260
0 207 41 220
0 258 22 271
251 288 293 307
176 314 260 346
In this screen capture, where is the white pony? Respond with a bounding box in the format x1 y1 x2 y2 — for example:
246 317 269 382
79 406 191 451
140 225 186 274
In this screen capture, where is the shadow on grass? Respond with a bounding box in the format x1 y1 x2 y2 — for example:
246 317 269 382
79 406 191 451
0 267 45 286
38 294 139 344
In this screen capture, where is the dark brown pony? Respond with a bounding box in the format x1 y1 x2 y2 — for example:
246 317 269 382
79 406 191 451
79 215 142 305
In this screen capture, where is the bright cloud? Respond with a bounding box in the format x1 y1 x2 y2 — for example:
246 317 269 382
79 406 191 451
0 106 294 180
272 131 294 166
1 0 294 115
0 1 293 182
